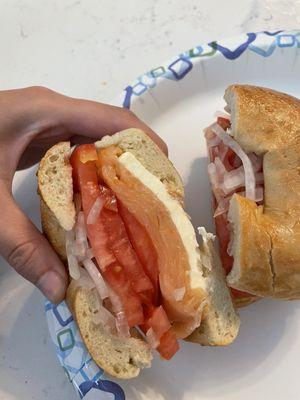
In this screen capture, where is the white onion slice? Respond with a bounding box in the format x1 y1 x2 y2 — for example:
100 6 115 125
87 197 105 225
146 327 159 349
85 248 94 259
221 167 245 194
82 258 109 300
214 111 231 121
108 288 124 314
214 196 231 217
89 288 116 333
93 307 117 334
116 311 130 338
238 187 264 202
205 128 221 147
255 186 264 202
173 287 186 301
75 211 89 260
72 268 95 290
65 230 81 280
214 157 227 178
212 123 256 200
107 288 130 338
207 162 218 186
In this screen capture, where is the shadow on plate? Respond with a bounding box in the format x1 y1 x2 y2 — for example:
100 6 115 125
122 294 300 400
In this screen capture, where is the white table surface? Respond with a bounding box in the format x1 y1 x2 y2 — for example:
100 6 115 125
0 1 300 399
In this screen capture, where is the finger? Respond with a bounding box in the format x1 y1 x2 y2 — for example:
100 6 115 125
57 96 168 155
0 187 68 303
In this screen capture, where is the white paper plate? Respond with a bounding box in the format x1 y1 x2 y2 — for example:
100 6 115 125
45 30 300 400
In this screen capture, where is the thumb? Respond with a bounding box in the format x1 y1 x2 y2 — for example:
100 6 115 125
0 187 68 303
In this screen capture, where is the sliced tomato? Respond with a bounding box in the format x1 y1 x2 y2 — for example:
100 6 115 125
70 145 144 327
118 201 159 303
99 185 118 212
70 145 99 205
157 330 180 360
104 265 145 326
140 305 179 359
148 306 171 340
102 205 154 294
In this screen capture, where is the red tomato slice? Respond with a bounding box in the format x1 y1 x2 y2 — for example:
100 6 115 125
148 305 171 340
157 330 180 360
99 185 118 212
140 305 179 360
104 265 145 326
70 145 144 327
118 201 159 304
101 196 154 294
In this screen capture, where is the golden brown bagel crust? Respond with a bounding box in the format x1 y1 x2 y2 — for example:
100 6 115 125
225 85 300 299
225 85 300 155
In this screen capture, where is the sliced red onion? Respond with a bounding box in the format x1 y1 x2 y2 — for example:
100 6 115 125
248 153 263 172
214 157 227 178
255 172 264 185
107 288 130 338
173 287 186 301
207 162 224 202
87 197 105 225
238 187 264 202
73 268 95 290
146 327 160 349
255 186 264 202
205 128 221 147
93 305 117 334
212 123 256 200
221 167 245 194
65 230 81 280
214 111 231 121
82 258 109 300
218 141 229 162
231 154 243 168
85 248 94 260
207 162 218 186
75 211 89 260
89 288 117 333
116 311 130 338
108 288 124 314
214 196 231 218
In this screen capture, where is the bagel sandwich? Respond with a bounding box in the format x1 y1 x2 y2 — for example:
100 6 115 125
205 84 300 303
38 128 240 379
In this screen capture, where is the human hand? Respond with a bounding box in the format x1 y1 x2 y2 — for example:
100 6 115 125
0 86 167 303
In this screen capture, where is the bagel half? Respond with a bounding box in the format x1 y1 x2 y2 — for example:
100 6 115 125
38 128 239 378
207 85 300 300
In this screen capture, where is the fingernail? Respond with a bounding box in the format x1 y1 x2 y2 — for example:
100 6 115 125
37 270 67 304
